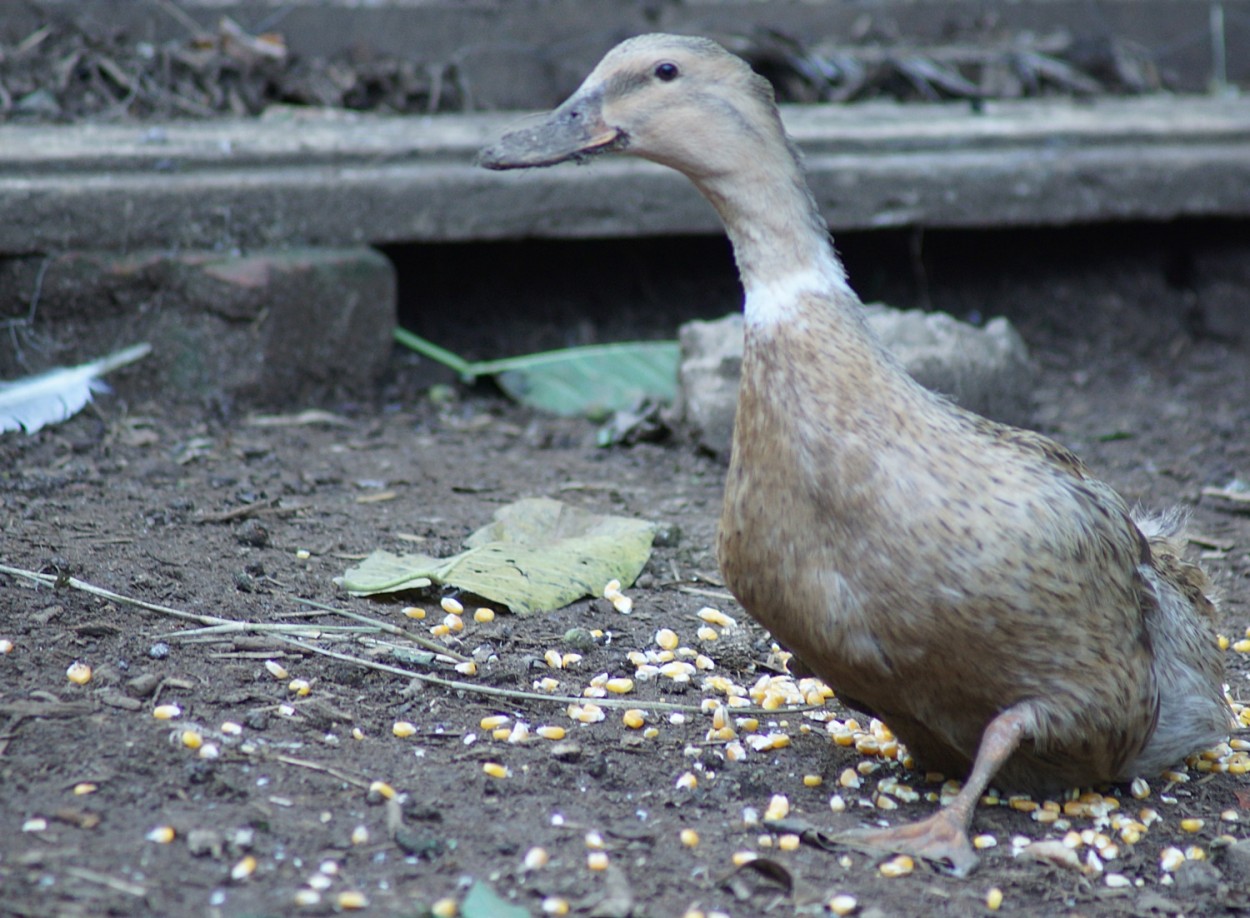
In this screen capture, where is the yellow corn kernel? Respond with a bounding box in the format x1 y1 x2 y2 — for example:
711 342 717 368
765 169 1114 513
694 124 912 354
1186 845 1207 861
610 593 633 614
66 662 92 685
264 660 289 680
585 831 605 852
230 855 257 881
492 726 511 741
368 780 396 800
803 774 823 788
444 614 465 633
146 825 175 844
764 794 790 822
972 834 997 850
829 894 857 916
288 678 312 696
524 846 550 870
680 828 700 848
1233 639 1250 654
536 725 566 741
725 741 746 761
1160 847 1186 872
392 721 417 738
878 854 914 878
676 771 698 790
838 768 861 789
338 891 369 910
829 794 846 813
1180 818 1204 833
1217 634 1231 650
698 607 736 628
986 887 1004 911
561 653 583 668
402 606 426 620
605 678 634 694
430 624 452 638
696 626 719 642
587 851 609 871
655 628 680 651
430 897 456 917
482 762 510 779
69 782 96 796
480 715 509 730
181 729 203 750
643 726 660 739
544 649 564 669
473 607 495 623
535 676 560 693
350 825 370 845
541 897 570 916
777 833 801 851
454 661 478 676
731 851 757 867
622 709 646 729
440 596 464 615
568 703 605 724
0 639 13 654
153 704 182 720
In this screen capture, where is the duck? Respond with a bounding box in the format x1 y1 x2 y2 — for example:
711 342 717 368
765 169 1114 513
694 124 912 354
478 34 1232 876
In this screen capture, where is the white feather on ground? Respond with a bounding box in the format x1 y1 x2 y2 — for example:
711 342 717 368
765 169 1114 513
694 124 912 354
0 343 152 434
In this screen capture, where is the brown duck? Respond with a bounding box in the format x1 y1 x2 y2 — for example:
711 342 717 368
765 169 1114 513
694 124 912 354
479 34 1231 875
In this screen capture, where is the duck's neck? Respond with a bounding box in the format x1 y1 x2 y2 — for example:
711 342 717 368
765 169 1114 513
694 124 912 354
691 136 858 330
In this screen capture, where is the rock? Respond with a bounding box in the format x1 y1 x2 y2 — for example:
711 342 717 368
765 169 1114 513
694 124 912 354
0 247 395 406
676 304 1033 459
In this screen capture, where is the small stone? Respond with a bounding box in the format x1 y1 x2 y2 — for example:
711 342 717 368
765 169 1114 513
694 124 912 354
236 519 270 547
148 642 170 660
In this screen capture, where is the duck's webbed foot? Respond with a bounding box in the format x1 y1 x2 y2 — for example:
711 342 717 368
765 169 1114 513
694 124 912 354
831 705 1032 878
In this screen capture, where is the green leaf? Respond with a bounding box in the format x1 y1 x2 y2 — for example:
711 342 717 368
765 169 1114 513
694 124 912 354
393 328 679 418
460 879 531 918
338 498 655 614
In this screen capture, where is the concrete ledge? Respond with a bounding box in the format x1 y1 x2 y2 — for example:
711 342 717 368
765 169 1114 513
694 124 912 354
1 96 1248 254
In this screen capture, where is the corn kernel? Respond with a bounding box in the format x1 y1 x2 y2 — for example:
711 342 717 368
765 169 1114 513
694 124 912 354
473 607 495 623
392 721 417 738
829 794 846 813
264 660 289 680
623 709 646 729
562 653 583 668
731 851 757 867
1186 845 1207 861
340 890 367 915
541 897 570 916
368 780 396 800
402 606 426 620
66 662 92 685
181 729 203 750
1160 847 1186 872
454 661 478 676
146 825 175 843
1217 634 1231 650
698 607 737 629
221 721 243 736
973 834 997 850
838 768 861 789
429 896 456 917
1130 777 1150 799
535 677 560 693
643 726 660 739
696 626 719 642
676 771 698 790
524 846 550 870
986 887 1004 911
655 629 680 651
482 762 510 779
350 825 369 845
230 855 257 881
587 851 609 871
803 774 823 788
0 639 13 653
611 593 633 614
878 854 914 878
1180 818 1204 833
288 678 312 696
536 725 566 741
153 704 182 720
829 894 857 916
430 624 452 638
480 715 509 730
443 614 465 633
605 678 634 694
680 828 700 848
1233 639 1250 654
440 597 464 615
764 794 790 822
777 833 801 851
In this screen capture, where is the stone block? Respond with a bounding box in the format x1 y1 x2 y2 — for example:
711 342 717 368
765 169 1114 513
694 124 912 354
0 247 395 406
676 304 1034 459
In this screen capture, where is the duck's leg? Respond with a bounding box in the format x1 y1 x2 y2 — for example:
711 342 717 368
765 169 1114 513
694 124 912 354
833 706 1028 877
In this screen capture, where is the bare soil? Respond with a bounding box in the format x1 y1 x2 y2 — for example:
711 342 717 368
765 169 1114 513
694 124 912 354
3 228 1250 917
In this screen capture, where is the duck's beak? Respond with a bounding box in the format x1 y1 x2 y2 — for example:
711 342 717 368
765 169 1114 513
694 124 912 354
477 89 625 170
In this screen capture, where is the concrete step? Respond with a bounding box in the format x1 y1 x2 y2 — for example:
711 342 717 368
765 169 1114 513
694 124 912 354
2 95 1248 255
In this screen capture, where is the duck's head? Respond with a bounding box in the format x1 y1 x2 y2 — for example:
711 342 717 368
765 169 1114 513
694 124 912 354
477 34 784 182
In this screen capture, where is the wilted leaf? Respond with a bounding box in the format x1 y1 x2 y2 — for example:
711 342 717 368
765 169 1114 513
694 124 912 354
394 328 678 418
339 497 655 614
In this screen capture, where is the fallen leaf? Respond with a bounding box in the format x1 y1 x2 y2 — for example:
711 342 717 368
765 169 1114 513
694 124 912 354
339 497 655 614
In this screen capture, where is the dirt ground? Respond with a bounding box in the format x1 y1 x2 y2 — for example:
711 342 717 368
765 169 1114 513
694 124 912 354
2 228 1250 917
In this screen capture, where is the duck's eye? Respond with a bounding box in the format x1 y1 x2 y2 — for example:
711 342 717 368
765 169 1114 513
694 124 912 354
654 61 679 82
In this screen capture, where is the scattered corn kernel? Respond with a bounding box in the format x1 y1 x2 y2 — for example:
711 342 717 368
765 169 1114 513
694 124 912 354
986 887 1004 910
181 729 203 750
264 660 289 680
230 855 257 881
535 677 560 692
655 628 679 651
293 889 321 907
524 846 550 870
1180 818 1204 833
829 794 846 813
777 833 801 851
731 851 757 867
392 721 417 738
568 703 605 724
1218 634 1231 650
430 897 457 917
973 834 998 850
587 851 609 871
562 653 582 668
838 768 861 789
542 897 570 916
350 825 369 845
802 774 823 788
828 894 857 916
1233 639 1250 654
153 704 182 720
696 626 719 642
146 825 175 844
66 662 92 685
483 762 510 779
481 715 510 730
676 771 698 790
1130 777 1150 799
368 780 396 800
339 891 370 910
698 608 736 629
878 854 914 878
611 593 633 614
680 828 700 848
221 721 243 736
764 794 790 822
622 709 646 729
471 607 496 623
1186 845 1207 861
402 606 426 620
430 624 452 638
604 677 635 694
440 596 464 615
1160 847 1186 872
454 661 478 676
643 726 660 739
0 639 13 653
288 678 312 696
535 725 566 741
71 781 97 795
544 649 564 669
